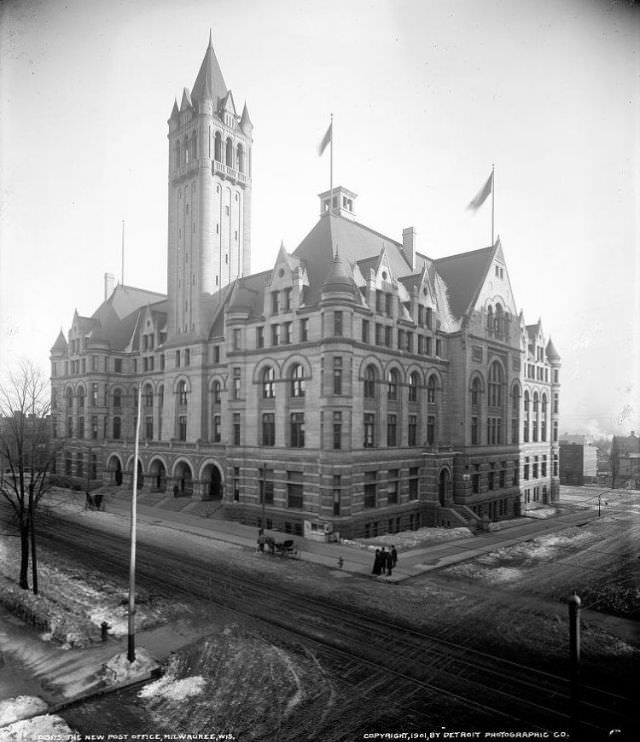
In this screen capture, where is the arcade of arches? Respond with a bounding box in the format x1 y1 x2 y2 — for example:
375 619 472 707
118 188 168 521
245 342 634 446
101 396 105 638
105 456 224 501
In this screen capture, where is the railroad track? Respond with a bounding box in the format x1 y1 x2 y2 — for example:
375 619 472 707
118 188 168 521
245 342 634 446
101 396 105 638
26 510 638 739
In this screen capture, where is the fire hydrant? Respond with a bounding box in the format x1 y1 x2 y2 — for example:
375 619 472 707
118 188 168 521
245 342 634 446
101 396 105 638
101 621 110 641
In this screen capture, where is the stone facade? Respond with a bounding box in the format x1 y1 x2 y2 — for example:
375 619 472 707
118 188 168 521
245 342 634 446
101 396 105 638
49 38 561 539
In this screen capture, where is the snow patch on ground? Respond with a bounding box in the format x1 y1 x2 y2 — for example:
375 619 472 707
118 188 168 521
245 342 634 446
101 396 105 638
139 672 206 701
102 647 158 685
0 714 76 740
345 526 472 551
524 507 560 519
0 695 48 726
445 529 596 583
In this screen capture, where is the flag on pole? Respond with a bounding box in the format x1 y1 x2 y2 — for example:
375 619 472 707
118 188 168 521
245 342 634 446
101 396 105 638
318 122 332 156
467 171 494 211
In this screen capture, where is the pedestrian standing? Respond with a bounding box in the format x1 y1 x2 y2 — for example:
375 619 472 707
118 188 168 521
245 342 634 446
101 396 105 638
372 549 382 575
390 545 398 568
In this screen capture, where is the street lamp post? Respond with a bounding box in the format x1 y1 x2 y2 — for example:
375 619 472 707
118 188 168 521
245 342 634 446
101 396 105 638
127 385 142 663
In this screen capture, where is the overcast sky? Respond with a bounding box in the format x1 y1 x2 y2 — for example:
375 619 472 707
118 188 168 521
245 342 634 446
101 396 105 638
1 0 638 437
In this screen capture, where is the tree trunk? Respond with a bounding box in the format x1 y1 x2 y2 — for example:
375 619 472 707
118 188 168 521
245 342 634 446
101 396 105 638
30 511 38 595
19 522 30 590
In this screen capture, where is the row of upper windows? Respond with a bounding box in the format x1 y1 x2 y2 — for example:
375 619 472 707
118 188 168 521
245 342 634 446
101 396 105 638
245 316 443 356
374 291 434 327
527 363 549 382
173 133 247 173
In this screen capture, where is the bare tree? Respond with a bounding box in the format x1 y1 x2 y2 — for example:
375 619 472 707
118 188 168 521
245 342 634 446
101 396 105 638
0 361 60 593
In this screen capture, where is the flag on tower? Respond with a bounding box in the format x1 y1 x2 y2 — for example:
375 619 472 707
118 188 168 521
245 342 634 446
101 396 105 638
467 171 494 211
318 122 332 156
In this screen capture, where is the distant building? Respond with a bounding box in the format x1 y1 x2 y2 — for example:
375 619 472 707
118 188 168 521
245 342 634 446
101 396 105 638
610 432 640 489
49 37 561 538
559 435 598 485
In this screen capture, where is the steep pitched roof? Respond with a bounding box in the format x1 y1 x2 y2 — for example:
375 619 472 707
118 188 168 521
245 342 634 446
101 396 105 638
230 270 272 315
191 33 228 104
51 330 68 353
292 214 412 304
88 285 167 351
432 244 495 319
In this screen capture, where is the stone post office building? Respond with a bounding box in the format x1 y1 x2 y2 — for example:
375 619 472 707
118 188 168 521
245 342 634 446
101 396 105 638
50 38 561 539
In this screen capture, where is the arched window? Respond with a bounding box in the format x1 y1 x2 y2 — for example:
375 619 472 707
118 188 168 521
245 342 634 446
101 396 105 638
144 384 153 408
213 380 221 405
237 143 244 173
113 389 122 409
78 386 85 409
408 372 419 403
214 132 222 162
523 391 530 443
177 380 188 407
427 375 437 404
533 392 539 442
541 394 548 442
471 377 481 407
225 138 233 167
66 388 73 410
488 362 503 407
364 365 377 398
184 136 189 164
290 364 305 398
511 386 521 444
495 303 504 337
387 369 399 401
486 305 494 334
262 367 275 398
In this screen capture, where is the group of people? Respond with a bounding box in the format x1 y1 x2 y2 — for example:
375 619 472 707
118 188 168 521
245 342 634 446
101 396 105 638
372 545 397 577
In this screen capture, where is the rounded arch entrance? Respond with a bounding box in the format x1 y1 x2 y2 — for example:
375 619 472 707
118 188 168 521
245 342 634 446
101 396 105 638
200 462 224 500
107 455 123 486
149 458 168 492
173 460 193 496
438 467 451 507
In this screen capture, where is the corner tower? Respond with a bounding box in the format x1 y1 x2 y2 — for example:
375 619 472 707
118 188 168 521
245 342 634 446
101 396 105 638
167 33 253 337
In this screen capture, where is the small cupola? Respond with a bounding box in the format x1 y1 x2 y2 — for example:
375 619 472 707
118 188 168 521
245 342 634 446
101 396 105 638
319 186 357 220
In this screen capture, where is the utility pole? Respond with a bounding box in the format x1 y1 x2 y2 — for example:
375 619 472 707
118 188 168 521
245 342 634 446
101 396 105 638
127 385 142 663
568 592 582 738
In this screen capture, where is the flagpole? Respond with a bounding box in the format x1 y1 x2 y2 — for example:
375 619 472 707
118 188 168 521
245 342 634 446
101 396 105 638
329 113 334 213
491 163 495 246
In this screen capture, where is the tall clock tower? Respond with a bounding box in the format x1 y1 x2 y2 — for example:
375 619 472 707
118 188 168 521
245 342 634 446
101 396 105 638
167 33 253 337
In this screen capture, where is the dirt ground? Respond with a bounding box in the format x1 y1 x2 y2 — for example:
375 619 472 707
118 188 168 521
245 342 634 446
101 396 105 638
1 487 639 738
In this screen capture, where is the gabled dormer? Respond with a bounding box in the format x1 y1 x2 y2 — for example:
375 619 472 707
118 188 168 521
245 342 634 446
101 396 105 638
220 90 237 128
264 242 307 316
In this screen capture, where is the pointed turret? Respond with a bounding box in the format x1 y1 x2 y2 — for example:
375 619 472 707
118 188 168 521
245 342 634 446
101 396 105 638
240 102 253 135
546 337 561 362
179 87 192 112
50 329 68 355
169 98 179 120
191 32 228 104
322 249 357 299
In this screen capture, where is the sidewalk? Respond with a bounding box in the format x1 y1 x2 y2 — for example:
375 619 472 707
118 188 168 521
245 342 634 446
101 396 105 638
103 496 600 583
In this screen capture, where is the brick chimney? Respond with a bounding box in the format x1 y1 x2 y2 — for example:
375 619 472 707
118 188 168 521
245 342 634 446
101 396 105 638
104 273 115 300
402 227 416 271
